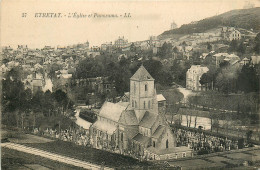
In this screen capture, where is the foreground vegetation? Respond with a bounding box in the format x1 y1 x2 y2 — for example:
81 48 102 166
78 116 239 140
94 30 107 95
23 140 153 169
1 148 83 170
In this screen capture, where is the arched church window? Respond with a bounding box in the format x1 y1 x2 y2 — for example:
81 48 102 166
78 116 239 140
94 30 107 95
153 141 155 147
145 84 148 91
135 101 137 108
134 83 136 94
166 139 169 148
132 100 134 107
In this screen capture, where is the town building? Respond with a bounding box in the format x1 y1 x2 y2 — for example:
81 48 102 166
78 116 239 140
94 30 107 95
251 56 260 65
186 65 209 91
221 27 241 41
101 42 113 52
114 36 129 49
23 72 45 94
240 57 250 66
211 53 240 67
90 65 192 160
71 77 115 95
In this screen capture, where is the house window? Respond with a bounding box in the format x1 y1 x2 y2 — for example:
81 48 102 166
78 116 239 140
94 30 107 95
145 84 148 91
153 141 155 147
144 101 146 109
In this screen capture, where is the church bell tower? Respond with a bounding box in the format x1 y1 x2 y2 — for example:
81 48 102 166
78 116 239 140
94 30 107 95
130 65 156 122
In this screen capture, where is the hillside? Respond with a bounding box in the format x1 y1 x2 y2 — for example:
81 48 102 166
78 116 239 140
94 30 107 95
159 7 260 39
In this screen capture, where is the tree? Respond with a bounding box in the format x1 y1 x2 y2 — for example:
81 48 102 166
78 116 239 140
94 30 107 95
228 40 238 52
200 73 212 90
215 72 233 94
237 42 246 54
207 42 212 51
2 68 27 127
254 32 260 54
170 60 191 86
53 89 71 115
42 90 55 117
48 63 62 80
215 65 239 94
246 130 253 142
130 43 136 53
157 42 172 59
237 64 259 93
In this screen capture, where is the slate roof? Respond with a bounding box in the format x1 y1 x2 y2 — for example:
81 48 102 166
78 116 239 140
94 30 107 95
139 111 158 128
118 110 138 126
132 133 150 145
92 120 117 135
157 94 166 102
99 102 127 122
130 65 154 81
152 125 165 139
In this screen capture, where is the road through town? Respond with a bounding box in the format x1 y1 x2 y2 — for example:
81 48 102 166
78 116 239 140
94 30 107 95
1 142 114 170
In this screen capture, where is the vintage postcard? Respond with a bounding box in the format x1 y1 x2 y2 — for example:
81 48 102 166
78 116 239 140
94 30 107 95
1 0 260 169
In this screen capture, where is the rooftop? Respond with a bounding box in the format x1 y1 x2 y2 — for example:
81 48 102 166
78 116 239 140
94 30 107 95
139 111 158 128
152 125 165 139
99 102 127 122
132 133 150 145
92 120 117 135
130 65 154 81
118 110 138 126
157 94 166 102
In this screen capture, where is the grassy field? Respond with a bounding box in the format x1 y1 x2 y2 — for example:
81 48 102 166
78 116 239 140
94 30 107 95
1 129 53 144
1 148 84 170
23 140 154 169
1 127 174 169
2 129 154 168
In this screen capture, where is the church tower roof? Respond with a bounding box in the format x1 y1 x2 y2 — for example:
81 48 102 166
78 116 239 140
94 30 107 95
130 65 154 81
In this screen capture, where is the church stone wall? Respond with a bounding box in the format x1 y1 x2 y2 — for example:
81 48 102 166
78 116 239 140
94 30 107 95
156 127 176 150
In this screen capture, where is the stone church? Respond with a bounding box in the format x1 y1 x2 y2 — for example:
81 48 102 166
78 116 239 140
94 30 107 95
90 65 192 160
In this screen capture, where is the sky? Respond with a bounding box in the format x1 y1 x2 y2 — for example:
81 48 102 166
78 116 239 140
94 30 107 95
1 0 260 49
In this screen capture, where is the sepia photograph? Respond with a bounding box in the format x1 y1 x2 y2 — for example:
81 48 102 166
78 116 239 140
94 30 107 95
0 0 260 169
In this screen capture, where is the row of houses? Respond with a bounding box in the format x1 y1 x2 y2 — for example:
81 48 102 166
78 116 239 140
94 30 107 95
186 53 260 91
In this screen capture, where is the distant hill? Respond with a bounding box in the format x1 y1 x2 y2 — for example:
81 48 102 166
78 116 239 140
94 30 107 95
159 7 260 39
